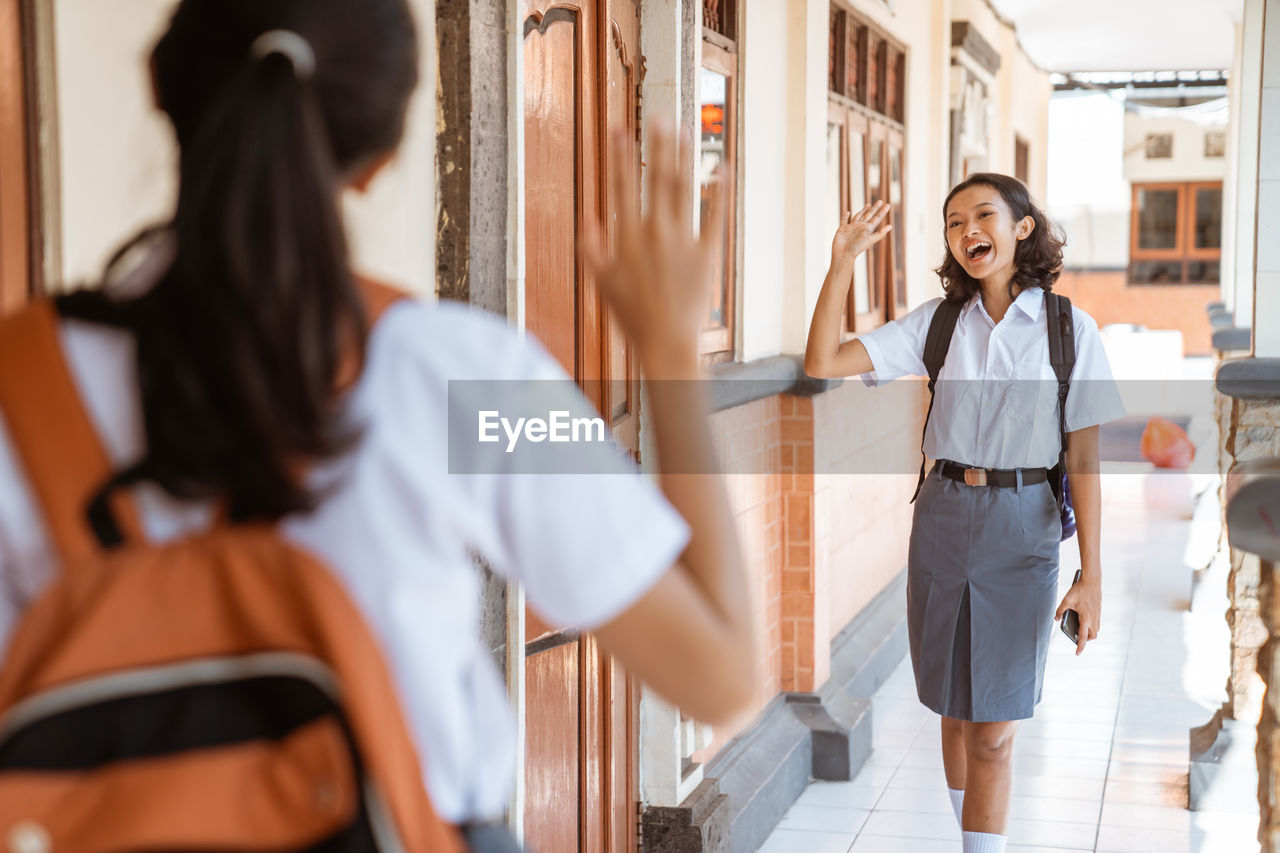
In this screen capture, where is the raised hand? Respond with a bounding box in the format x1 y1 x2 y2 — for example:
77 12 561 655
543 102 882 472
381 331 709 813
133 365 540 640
581 120 727 372
831 201 892 266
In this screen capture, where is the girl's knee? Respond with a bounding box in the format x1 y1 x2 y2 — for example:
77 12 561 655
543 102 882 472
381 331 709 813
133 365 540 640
965 721 1017 760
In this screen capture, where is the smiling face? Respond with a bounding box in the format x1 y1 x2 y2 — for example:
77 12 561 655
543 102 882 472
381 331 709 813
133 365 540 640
944 184 1035 285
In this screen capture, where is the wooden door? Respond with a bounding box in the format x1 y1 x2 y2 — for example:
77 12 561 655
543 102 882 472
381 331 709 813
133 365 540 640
522 1 642 851
0 0 31 312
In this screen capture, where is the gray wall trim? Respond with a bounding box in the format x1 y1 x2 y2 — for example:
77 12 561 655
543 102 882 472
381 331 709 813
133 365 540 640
1216 358 1280 400
1212 327 1252 353
950 21 1001 76
1209 309 1235 328
708 355 844 413
645 568 910 852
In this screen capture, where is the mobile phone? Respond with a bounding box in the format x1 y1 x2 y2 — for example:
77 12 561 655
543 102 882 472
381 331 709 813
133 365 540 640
1060 569 1082 644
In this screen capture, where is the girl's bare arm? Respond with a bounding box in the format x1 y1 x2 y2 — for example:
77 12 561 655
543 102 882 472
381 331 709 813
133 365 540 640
581 123 754 724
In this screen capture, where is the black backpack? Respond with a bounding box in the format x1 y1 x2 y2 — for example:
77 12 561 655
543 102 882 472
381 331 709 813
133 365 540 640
910 291 1077 541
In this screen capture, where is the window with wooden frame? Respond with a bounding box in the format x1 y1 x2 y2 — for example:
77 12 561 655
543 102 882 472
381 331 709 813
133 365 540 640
827 3 907 330
699 7 738 360
1129 181 1222 285
1014 136 1030 185
703 0 735 41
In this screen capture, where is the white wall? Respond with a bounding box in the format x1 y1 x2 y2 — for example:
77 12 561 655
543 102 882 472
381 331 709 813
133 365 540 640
1047 92 1129 269
342 0 439 297
1123 111 1229 184
51 0 439 297
739 0 954 361
53 0 177 287
1228 2 1262 331
1255 0 1280 355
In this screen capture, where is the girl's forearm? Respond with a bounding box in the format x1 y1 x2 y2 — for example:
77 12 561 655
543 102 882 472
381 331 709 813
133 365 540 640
1065 427 1103 582
804 257 855 376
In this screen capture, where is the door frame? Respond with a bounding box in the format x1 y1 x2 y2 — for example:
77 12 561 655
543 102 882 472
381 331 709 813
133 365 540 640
0 0 58 307
0 0 31 308
518 3 643 850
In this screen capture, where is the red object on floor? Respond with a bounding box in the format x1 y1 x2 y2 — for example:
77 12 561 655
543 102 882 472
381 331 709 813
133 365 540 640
1140 416 1196 468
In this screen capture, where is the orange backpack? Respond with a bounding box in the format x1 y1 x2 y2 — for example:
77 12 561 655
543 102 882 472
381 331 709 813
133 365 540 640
0 291 465 853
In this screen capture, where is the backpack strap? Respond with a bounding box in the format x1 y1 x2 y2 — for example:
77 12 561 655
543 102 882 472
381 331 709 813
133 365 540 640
0 301 144 568
911 299 963 502
1044 292 1075 508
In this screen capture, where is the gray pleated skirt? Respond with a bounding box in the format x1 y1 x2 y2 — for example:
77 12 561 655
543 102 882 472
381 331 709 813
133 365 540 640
907 465 1061 722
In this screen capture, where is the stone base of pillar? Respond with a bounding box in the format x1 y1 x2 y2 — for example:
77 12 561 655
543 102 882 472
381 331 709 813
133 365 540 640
640 778 731 853
1191 705 1261 814
1228 548 1268 720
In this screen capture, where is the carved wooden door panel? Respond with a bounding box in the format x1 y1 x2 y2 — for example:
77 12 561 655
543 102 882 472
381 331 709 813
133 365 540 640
0 0 31 313
522 2 642 852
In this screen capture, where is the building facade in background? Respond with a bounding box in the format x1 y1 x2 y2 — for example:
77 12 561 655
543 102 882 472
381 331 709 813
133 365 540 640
1049 74 1229 356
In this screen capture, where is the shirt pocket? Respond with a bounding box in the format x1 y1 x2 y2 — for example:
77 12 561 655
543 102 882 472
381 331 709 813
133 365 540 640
1008 359 1058 429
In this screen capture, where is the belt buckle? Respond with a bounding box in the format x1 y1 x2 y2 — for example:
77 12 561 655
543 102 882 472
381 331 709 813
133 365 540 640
963 467 987 487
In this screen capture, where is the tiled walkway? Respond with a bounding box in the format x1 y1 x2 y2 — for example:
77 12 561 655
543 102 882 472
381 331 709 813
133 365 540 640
758 469 1261 853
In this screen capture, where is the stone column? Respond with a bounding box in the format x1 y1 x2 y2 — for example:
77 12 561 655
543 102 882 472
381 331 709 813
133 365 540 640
1257 557 1280 851
1219 384 1279 718
1219 362 1280 852
1225 455 1280 849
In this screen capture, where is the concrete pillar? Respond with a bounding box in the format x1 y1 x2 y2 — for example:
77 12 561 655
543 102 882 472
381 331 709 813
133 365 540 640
1227 2 1264 322
435 0 525 834
787 0 834 357
1256 0 1280 355
1217 378 1280 845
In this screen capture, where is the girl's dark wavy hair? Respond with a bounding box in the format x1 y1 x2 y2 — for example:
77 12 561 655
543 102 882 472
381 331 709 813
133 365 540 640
56 0 418 521
934 172 1065 304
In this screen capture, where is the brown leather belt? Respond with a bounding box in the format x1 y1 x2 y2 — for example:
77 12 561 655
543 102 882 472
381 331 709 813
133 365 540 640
935 459 1049 488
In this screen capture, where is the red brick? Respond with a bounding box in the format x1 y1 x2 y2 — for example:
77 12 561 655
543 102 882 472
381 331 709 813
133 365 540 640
782 593 813 620
781 418 811 443
782 568 812 593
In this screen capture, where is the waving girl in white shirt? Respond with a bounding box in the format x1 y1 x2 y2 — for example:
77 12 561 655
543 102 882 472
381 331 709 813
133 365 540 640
805 174 1124 853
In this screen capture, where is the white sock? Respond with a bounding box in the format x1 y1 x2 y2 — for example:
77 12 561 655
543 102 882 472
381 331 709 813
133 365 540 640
962 830 1007 853
948 787 965 826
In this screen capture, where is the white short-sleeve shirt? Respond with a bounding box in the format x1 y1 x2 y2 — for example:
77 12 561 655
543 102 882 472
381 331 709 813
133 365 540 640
857 288 1126 470
0 299 690 824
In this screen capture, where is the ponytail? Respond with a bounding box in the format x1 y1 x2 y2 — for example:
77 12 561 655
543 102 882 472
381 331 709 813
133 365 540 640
61 0 419 521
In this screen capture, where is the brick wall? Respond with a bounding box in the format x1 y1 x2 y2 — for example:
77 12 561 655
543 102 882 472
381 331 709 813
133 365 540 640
689 379 925 766
1054 270 1217 356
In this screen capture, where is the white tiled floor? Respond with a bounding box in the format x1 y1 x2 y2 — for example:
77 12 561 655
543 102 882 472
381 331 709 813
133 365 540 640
758 470 1261 853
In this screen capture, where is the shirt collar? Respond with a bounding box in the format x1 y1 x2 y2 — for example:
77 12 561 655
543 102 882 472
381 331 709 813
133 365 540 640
964 287 1044 322
1012 286 1045 321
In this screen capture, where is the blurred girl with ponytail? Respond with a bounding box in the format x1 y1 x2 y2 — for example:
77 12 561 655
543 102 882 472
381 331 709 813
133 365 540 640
0 0 755 847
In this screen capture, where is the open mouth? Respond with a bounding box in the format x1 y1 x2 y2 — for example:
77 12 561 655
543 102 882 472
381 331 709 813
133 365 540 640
965 241 992 262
